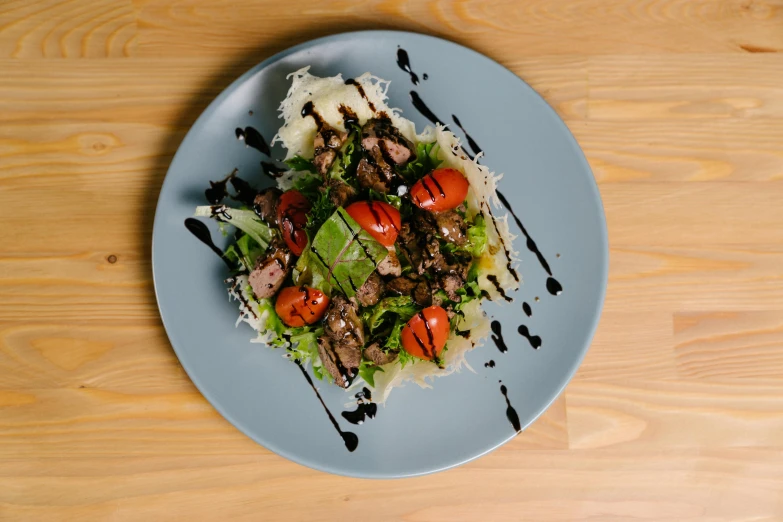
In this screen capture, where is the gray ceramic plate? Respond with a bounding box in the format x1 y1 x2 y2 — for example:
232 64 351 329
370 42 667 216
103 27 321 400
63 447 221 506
152 31 607 478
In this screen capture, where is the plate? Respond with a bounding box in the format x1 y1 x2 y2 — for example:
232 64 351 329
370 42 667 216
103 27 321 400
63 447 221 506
152 31 607 478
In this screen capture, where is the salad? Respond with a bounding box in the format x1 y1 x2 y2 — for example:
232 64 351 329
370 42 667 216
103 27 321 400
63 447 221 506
194 67 519 404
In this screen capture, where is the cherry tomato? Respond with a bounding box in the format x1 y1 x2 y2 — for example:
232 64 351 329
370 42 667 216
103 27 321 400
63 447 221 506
275 286 330 327
277 190 311 256
345 201 401 247
401 305 450 362
410 168 469 213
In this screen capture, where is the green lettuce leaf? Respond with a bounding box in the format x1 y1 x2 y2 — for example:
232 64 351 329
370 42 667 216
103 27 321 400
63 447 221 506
397 141 442 182
365 296 420 334
285 156 317 173
305 188 336 238
358 360 384 388
292 173 323 202
463 214 488 257
294 208 388 298
195 206 275 250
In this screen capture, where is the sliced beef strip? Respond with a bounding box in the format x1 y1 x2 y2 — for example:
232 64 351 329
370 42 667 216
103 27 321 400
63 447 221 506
324 295 365 348
356 157 388 193
317 336 358 388
248 244 292 299
361 118 415 165
253 187 282 227
437 273 463 302
397 223 425 274
327 179 357 208
355 272 384 307
386 276 418 296
363 342 399 366
313 126 347 177
313 149 337 177
434 210 467 245
376 248 402 277
413 280 433 307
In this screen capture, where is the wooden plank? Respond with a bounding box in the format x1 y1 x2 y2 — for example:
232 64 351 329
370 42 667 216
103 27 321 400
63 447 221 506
0 0 137 58
603 246 783 313
588 54 783 119
572 118 783 182
566 379 783 449
133 0 783 57
0 449 781 520
674 311 783 382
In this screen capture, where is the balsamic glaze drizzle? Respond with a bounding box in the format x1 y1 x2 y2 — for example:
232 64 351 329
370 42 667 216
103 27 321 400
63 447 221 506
301 101 325 128
295 360 358 451
500 383 522 432
345 79 376 112
261 161 286 180
204 168 239 204
396 48 419 85
484 360 496 368
490 320 508 353
451 114 482 157
522 302 532 317
487 275 513 302
496 191 563 296
341 387 377 425
184 218 234 269
235 126 270 156
517 325 542 349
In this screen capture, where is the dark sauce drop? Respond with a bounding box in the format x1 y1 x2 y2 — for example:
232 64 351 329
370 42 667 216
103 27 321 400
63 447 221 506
490 320 508 353
422 73 428 80
345 79 376 112
500 383 522 432
522 302 532 317
546 277 563 296
261 161 286 180
184 218 234 269
338 104 359 129
204 168 238 204
235 127 270 156
409 91 443 126
396 48 419 85
451 114 483 157
487 275 513 302
229 176 256 207
517 325 542 349
301 101 325 128
482 206 520 282
295 361 357 451
484 360 496 368
496 191 561 296
341 387 378 425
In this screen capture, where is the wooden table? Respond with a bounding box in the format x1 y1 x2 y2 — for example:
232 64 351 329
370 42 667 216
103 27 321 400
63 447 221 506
1 1 782 519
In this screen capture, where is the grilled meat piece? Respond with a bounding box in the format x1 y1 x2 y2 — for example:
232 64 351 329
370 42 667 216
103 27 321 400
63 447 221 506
361 118 415 165
317 336 360 388
253 187 282 227
376 248 402 277
355 272 385 307
324 295 365 348
327 179 357 208
434 210 467 245
363 342 399 366
248 243 292 299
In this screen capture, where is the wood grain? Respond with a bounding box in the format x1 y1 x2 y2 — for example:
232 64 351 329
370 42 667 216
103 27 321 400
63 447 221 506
1 0 783 519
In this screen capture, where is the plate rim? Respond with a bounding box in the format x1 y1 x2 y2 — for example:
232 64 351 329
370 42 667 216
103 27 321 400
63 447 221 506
152 29 609 478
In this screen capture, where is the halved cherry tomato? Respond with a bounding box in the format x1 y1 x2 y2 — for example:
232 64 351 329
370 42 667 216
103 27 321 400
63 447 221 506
401 305 450 362
410 168 469 213
345 201 401 247
277 190 311 256
275 286 330 327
